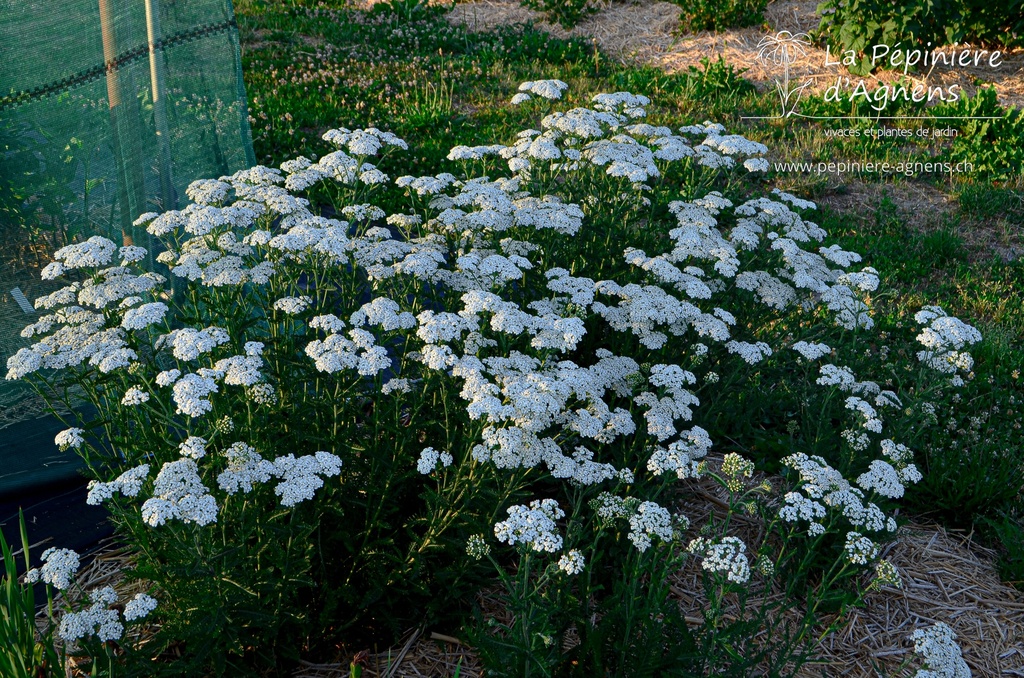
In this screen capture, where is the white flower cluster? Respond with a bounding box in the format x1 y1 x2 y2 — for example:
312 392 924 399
55 427 85 450
87 464 151 505
514 79 569 102
856 459 915 499
725 340 773 365
52 236 117 269
271 451 343 506
171 371 220 418
647 426 711 479
779 491 827 536
687 535 751 583
844 531 879 565
274 296 312 315
305 326 391 376
494 499 565 552
217 442 276 494
142 459 218 526
450 348 639 485
160 326 230 361
6 292 145 378
57 588 158 644
322 126 408 156
59 587 124 643
792 341 832 360
914 306 982 382
24 547 80 590
121 302 168 331
627 501 674 552
216 443 341 507
911 622 971 678
121 385 150 406
557 549 586 575
123 592 159 621
782 453 896 536
466 534 491 560
417 447 454 474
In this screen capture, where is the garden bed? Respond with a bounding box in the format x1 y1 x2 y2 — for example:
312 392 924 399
4 1 1022 676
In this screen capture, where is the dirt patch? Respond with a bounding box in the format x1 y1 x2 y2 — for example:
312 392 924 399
808 180 1023 263
813 180 958 228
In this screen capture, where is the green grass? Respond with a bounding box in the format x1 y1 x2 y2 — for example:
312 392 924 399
234 0 1024 584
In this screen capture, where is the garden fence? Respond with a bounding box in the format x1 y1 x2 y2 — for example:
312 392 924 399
0 0 255 500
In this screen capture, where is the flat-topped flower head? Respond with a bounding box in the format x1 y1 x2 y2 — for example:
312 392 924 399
53 236 117 269
911 623 970 678
518 79 569 100
25 547 80 590
494 498 565 552
627 501 674 552
688 535 750 583
55 427 85 450
123 592 159 621
557 549 585 575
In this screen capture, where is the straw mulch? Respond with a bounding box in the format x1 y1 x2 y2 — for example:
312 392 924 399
293 629 482 678
674 461 1024 677
445 0 1024 110
45 475 1024 678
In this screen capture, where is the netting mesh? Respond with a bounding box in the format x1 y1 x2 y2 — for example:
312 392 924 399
0 0 255 432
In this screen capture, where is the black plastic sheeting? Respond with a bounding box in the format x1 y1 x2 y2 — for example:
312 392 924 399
0 414 116 577
0 414 86 497
0 483 117 570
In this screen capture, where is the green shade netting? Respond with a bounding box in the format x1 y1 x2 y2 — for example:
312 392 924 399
0 0 255 496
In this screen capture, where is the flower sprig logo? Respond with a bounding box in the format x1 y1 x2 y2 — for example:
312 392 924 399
748 31 1003 120
756 31 814 118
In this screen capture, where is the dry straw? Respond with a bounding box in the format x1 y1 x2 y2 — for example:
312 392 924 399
48 471 1024 677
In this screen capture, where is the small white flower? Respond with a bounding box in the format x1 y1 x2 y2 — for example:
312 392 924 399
25 547 80 590
494 499 564 553
121 386 150 406
123 593 158 621
518 79 568 100
743 157 769 172
122 302 168 331
417 447 452 474
688 535 750 583
910 623 971 678
557 549 586 575
55 428 85 450
273 296 312 315
156 369 181 387
178 436 208 460
844 531 879 565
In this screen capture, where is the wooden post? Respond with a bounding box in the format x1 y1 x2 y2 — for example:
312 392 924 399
97 0 134 245
145 0 175 212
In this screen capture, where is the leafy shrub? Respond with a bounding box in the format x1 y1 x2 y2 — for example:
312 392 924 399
675 0 767 33
933 87 1024 182
8 79 992 676
816 0 1024 75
